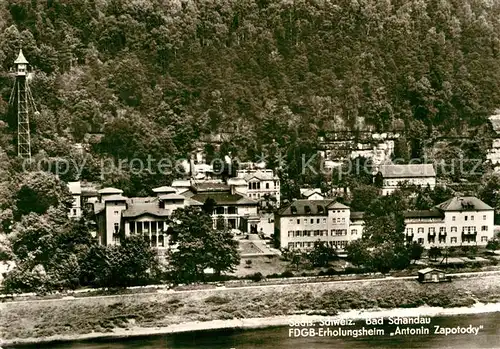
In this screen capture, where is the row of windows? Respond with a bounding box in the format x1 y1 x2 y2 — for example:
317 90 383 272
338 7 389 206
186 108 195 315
129 221 168 234
288 230 327 237
406 227 445 234
113 228 168 247
290 218 327 225
248 181 279 190
410 236 488 244
452 215 487 221
287 241 348 249
214 207 238 214
141 234 166 247
288 217 346 225
462 226 479 233
384 179 433 186
287 229 348 237
248 192 278 199
249 182 262 190
406 226 488 234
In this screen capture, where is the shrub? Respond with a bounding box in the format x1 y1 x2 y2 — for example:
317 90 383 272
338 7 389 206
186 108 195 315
486 240 500 251
249 272 264 282
343 267 359 274
281 271 294 278
205 295 230 304
325 268 337 276
3 264 52 294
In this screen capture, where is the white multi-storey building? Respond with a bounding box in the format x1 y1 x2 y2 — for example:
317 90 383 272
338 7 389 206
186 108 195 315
236 169 280 207
404 197 495 248
67 181 82 219
94 183 260 248
276 196 493 251
377 163 436 195
275 199 357 251
181 181 260 232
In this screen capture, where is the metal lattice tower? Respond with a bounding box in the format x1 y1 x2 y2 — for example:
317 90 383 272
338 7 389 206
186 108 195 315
8 49 37 162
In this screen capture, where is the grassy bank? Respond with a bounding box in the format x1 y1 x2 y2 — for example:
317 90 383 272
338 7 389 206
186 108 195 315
1 274 500 345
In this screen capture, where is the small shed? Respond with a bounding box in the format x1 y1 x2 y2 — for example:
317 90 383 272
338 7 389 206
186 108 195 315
417 268 450 283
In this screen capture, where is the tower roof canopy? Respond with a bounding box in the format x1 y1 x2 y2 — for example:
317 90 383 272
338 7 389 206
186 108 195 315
14 49 28 64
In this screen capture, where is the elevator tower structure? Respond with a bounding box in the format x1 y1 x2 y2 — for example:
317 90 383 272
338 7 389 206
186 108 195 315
9 49 38 161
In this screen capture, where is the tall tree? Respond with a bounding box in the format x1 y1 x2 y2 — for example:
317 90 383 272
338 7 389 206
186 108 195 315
168 206 239 283
14 171 73 220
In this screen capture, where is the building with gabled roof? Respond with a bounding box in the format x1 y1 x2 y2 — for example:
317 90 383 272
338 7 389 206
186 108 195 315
436 196 494 212
182 181 260 233
377 163 436 195
418 268 449 283
92 178 262 248
93 187 203 248
171 179 192 194
275 195 494 251
300 188 325 200
235 168 280 207
404 197 494 248
275 199 356 251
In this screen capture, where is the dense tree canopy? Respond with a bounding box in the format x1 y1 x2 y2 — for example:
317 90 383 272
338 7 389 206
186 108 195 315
0 0 498 194
14 171 73 219
346 192 412 272
168 206 240 283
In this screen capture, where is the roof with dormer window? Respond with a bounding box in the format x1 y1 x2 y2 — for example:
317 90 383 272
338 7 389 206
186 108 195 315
436 196 493 211
278 199 338 216
403 208 444 219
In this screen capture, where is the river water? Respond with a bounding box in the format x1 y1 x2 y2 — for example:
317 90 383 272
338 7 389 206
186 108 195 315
11 312 500 349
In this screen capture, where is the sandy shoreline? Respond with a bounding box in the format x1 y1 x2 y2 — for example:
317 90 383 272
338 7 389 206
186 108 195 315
3 302 500 347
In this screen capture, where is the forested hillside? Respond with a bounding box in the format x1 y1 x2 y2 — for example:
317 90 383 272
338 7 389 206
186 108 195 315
0 0 500 195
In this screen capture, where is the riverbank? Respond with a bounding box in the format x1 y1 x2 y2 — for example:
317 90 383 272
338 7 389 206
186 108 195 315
2 274 500 346
5 302 500 347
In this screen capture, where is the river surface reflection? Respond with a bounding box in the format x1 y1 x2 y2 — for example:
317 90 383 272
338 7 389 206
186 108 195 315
11 312 500 349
